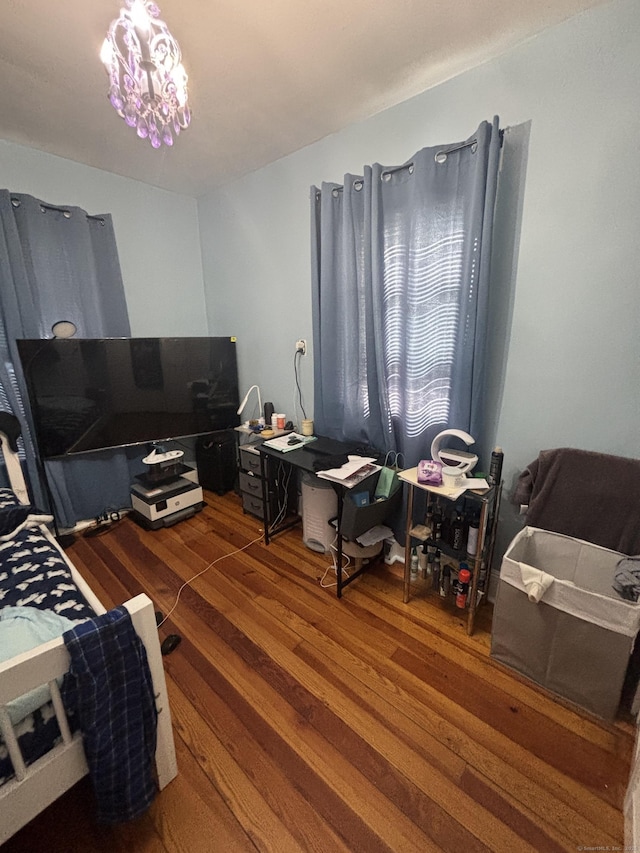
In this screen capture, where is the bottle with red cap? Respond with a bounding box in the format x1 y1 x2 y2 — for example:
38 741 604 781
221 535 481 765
456 566 471 609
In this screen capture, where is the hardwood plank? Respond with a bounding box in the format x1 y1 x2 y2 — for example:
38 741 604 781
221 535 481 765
167 655 353 853
28 489 630 852
241 568 624 839
252 588 622 846
148 757 253 853
245 544 631 832
1 776 164 853
152 580 530 852
158 696 257 853
346 575 631 750
168 685 305 852
293 633 621 848
458 766 575 853
166 595 440 852
391 642 627 803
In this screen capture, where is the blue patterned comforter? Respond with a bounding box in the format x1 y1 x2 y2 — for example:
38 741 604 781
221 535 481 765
0 488 95 785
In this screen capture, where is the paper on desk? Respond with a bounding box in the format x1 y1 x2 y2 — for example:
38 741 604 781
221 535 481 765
429 478 490 499
262 433 316 452
466 478 489 491
316 456 378 488
317 455 376 480
356 524 394 547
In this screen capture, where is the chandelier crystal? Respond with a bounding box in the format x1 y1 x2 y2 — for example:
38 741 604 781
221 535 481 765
100 0 191 149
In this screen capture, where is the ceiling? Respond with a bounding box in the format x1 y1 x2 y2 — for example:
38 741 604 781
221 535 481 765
0 0 607 198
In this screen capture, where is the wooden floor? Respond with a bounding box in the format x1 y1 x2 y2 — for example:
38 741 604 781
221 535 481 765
3 490 635 852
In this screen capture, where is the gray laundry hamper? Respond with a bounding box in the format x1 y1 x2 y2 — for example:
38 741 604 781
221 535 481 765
490 526 640 720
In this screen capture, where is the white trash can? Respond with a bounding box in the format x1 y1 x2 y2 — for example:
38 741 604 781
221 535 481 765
301 474 337 553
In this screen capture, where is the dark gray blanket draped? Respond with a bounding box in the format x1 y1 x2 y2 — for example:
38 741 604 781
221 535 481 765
513 447 640 555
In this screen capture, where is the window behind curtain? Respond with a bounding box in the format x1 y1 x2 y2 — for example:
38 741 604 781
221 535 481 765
311 117 502 467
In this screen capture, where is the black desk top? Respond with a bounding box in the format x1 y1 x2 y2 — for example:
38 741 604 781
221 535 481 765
256 440 340 475
256 434 374 476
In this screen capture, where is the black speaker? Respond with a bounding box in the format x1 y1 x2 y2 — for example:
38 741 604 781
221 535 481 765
264 401 274 426
196 430 237 495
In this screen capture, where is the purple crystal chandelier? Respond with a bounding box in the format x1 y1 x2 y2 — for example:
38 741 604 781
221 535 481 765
100 0 190 148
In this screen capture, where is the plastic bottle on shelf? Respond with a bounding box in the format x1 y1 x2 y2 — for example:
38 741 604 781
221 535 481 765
418 544 428 578
488 447 504 487
432 549 441 591
477 559 487 592
410 547 419 579
456 567 471 608
440 564 451 598
426 551 434 589
454 560 469 597
466 515 479 556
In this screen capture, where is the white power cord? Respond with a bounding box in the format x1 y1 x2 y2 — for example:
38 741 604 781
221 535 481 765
268 460 293 533
319 533 351 588
158 532 264 628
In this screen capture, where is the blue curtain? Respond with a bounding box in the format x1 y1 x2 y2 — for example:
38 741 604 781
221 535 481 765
311 117 502 468
0 191 133 527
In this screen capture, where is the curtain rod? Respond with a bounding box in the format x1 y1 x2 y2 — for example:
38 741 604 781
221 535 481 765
315 128 504 194
386 130 504 175
434 127 504 163
10 197 105 224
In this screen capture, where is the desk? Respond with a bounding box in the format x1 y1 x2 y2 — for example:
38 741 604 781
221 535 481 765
256 438 378 597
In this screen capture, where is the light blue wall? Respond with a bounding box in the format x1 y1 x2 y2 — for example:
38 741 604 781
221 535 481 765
1 0 638 567
0 140 207 336
198 0 640 559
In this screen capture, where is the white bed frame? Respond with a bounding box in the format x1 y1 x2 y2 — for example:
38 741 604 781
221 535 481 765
0 427 178 844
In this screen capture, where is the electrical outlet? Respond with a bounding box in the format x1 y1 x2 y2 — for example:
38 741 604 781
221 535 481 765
295 339 307 355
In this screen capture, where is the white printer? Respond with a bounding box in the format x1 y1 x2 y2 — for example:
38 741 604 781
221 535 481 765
131 447 204 529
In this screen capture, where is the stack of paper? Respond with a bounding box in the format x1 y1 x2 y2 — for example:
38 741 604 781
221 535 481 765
356 524 394 547
262 433 317 453
316 456 380 489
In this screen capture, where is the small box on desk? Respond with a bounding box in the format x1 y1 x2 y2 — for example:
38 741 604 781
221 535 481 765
340 473 402 541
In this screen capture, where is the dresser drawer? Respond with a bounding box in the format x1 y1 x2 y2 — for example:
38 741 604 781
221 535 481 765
239 472 284 520
239 447 262 476
241 491 265 518
239 470 263 497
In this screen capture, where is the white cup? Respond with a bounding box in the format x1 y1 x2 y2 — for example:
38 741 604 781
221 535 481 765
301 419 314 436
441 465 464 489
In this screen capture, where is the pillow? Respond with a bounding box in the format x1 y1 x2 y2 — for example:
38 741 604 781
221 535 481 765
0 504 37 536
0 606 77 726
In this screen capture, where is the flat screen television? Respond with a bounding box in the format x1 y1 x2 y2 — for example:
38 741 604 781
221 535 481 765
17 337 241 459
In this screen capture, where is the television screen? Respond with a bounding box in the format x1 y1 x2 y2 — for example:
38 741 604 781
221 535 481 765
17 337 241 459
